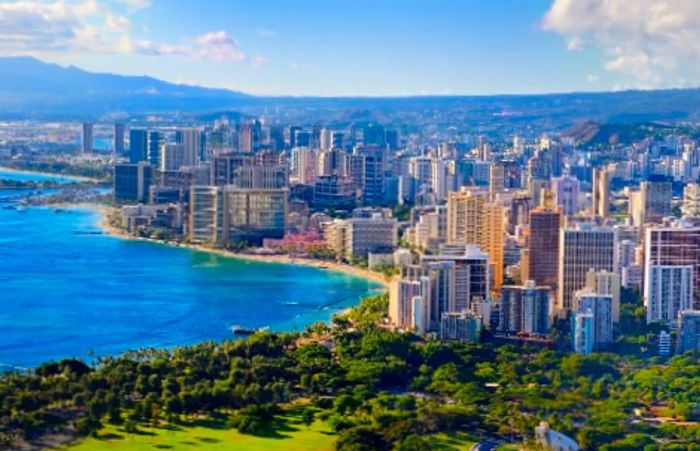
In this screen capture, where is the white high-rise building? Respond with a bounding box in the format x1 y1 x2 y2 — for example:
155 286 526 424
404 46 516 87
552 175 580 216
644 265 693 326
575 289 613 348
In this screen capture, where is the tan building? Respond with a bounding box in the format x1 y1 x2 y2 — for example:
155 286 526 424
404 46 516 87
585 269 621 323
447 188 504 290
591 167 610 218
323 216 398 260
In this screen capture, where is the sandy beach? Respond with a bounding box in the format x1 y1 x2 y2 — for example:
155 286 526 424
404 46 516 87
96 206 390 288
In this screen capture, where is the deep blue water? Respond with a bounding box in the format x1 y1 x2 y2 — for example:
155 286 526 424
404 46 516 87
0 169 381 369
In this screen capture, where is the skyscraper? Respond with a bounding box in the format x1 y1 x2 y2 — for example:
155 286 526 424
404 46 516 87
552 175 580 216
114 162 153 203
114 123 125 157
575 289 613 348
591 167 610 218
557 224 617 315
585 270 621 323
175 128 201 167
526 192 562 292
644 265 693 326
446 189 504 289
353 145 387 205
498 281 551 335
129 129 148 164
81 122 93 155
572 310 595 355
148 131 162 167
640 180 672 222
645 223 700 311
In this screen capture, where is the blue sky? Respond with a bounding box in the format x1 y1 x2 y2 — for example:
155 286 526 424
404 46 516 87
1 0 696 95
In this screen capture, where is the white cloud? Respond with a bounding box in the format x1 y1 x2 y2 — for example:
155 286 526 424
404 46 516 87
0 1 265 66
586 74 600 83
543 0 700 88
566 36 583 51
120 0 151 12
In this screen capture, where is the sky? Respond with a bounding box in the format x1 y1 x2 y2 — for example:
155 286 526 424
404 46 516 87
1 0 700 96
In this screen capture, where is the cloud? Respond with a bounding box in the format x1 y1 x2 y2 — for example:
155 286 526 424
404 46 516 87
120 0 151 11
566 36 583 51
195 30 245 62
543 0 700 88
586 74 600 83
0 1 265 66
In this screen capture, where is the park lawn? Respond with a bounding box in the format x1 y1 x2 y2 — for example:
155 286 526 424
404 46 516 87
431 432 476 449
59 408 336 451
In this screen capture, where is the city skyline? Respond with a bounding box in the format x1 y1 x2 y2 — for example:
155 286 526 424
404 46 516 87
3 0 700 96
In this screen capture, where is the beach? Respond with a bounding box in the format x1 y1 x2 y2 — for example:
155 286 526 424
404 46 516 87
97 206 391 288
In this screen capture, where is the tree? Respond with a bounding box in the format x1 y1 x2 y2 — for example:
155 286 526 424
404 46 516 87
336 426 390 451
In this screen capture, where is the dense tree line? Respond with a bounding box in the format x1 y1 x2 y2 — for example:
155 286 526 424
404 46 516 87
0 294 699 450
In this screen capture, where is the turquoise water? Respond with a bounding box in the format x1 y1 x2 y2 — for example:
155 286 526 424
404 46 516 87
0 170 381 369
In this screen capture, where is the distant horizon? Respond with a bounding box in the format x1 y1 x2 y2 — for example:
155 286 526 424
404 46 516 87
8 54 700 100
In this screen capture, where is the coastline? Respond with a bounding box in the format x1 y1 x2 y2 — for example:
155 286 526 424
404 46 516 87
96 206 391 288
0 166 101 183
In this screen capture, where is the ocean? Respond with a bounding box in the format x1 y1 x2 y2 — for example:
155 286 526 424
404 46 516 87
0 169 381 369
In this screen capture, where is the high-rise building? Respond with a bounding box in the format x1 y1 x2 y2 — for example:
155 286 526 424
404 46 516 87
390 278 430 334
439 311 482 342
148 131 162 167
323 216 398 260
129 129 148 164
313 175 356 209
489 163 505 201
557 224 617 315
319 128 333 151
526 193 562 292
353 145 387 205
290 147 318 185
175 128 201 167
408 155 447 201
319 148 348 177
575 289 613 348
640 180 672 222
446 189 504 289
81 122 93 155
497 281 551 335
114 162 153 203
644 265 693 326
189 186 224 243
160 143 186 172
682 183 700 217
585 270 621 323
552 175 580 216
572 310 595 355
677 310 700 354
221 186 287 245
398 260 456 331
114 123 125 157
422 245 490 318
645 223 700 311
591 167 610 218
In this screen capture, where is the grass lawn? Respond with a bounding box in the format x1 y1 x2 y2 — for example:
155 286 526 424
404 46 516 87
56 406 476 451
59 407 336 451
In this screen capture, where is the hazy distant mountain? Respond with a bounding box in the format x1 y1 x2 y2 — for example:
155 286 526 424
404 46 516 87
3 56 700 128
0 56 251 118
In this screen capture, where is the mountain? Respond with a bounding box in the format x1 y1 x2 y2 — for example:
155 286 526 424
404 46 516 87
4 56 700 128
0 56 251 117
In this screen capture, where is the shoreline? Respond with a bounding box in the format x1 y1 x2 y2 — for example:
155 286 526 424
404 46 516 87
0 166 101 183
96 206 390 288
